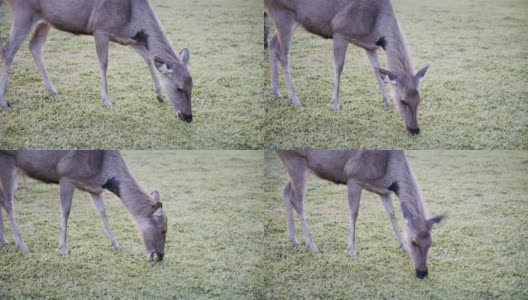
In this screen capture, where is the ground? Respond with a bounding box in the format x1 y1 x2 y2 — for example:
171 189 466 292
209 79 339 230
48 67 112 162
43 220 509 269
0 0 263 149
262 151 528 298
0 151 264 299
263 0 528 149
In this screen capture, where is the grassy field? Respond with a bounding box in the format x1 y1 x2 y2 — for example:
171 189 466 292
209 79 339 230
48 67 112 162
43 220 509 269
0 151 264 299
0 0 263 149
263 151 528 298
263 0 528 149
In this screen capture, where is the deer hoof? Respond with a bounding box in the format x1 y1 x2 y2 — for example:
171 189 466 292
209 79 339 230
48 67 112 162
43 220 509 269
289 238 301 246
47 87 58 95
156 95 164 103
291 98 302 107
0 239 9 245
59 247 69 256
272 90 283 99
309 245 320 254
112 241 121 250
19 243 30 253
102 98 113 108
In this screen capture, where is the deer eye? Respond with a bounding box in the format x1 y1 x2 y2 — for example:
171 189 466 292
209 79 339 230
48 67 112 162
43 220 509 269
411 240 418 247
400 99 408 106
176 88 184 93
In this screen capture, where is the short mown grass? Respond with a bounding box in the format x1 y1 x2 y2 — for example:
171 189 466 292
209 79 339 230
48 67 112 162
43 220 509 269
263 0 528 149
262 151 528 298
0 0 263 149
0 151 264 299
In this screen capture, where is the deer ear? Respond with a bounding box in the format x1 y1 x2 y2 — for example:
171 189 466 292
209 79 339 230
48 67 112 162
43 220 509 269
378 68 398 85
401 202 414 221
154 56 172 75
416 64 430 80
151 201 163 216
179 48 190 65
427 214 445 228
151 190 160 202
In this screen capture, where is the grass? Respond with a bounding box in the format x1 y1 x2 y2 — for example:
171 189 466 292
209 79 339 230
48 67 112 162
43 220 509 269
263 0 528 149
0 0 263 149
262 151 528 298
0 151 264 299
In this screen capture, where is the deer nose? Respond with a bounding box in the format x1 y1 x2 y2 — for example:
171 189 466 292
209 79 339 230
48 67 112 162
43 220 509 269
177 112 193 123
416 269 428 279
407 127 420 135
182 113 192 123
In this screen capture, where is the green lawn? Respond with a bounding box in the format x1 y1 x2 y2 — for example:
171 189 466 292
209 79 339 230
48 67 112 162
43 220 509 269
263 151 528 298
263 0 528 149
0 0 263 149
0 151 264 299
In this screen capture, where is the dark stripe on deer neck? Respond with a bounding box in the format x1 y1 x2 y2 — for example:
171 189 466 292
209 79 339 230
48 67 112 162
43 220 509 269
102 177 120 197
132 30 149 50
376 37 387 50
388 181 400 196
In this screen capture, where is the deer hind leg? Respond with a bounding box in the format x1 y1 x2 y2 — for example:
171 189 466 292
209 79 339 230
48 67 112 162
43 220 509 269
366 49 391 107
132 45 164 103
0 204 7 245
0 156 28 251
346 181 362 256
285 163 318 253
380 195 408 252
331 34 349 112
283 181 299 246
269 10 301 106
58 180 75 256
268 35 283 99
29 22 57 95
94 33 112 107
0 10 36 108
90 193 120 250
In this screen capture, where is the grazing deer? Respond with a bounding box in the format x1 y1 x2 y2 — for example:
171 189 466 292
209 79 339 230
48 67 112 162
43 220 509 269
277 150 444 278
0 0 193 122
265 0 430 134
0 150 167 261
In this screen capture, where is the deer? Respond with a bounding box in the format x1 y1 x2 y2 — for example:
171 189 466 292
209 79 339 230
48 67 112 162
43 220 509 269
277 150 444 278
0 0 193 122
0 150 167 261
265 0 430 134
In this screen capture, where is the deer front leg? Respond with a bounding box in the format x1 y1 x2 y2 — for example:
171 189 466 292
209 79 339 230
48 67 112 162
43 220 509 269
90 193 120 250
380 195 408 253
59 180 75 256
132 45 164 103
366 49 391 107
332 35 349 112
94 33 112 107
346 181 362 257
